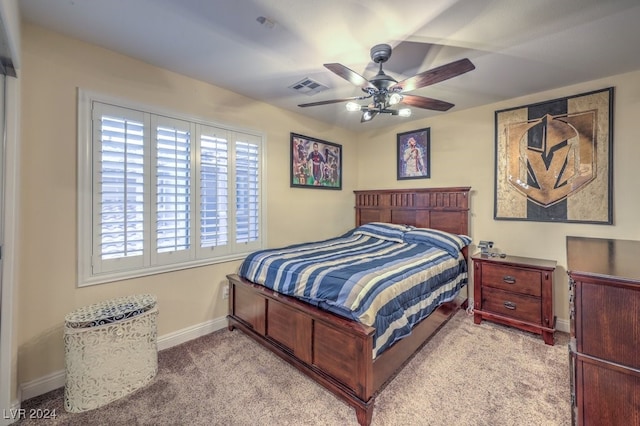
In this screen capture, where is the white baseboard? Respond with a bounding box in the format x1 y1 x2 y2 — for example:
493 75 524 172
157 316 228 351
556 317 570 334
19 315 228 402
19 370 64 403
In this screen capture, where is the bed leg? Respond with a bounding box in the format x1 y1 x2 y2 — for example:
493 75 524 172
355 401 374 426
227 316 235 331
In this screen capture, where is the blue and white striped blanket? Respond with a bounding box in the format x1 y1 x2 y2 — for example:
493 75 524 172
238 229 468 358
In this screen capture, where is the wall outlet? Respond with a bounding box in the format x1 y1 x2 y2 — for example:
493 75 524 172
222 285 229 299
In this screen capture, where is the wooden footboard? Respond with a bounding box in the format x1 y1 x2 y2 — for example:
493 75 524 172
227 273 465 425
227 187 471 425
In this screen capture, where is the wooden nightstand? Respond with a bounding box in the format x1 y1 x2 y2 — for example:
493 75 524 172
472 253 556 345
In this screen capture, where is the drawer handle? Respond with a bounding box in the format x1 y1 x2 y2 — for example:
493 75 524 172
503 301 517 310
503 275 516 284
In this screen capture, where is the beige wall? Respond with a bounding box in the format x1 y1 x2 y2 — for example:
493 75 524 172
17 21 640 393
356 70 640 325
18 24 358 385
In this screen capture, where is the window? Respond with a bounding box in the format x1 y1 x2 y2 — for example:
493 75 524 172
78 92 265 286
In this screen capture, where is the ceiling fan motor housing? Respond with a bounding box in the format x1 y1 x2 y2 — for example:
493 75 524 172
367 44 397 93
370 44 392 63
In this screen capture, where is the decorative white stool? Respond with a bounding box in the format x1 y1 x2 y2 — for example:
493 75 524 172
63 294 158 413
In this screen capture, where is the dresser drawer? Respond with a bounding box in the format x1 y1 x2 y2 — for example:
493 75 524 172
482 287 541 324
481 263 541 297
577 281 640 370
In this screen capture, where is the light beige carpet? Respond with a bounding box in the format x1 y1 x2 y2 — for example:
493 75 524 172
18 310 571 425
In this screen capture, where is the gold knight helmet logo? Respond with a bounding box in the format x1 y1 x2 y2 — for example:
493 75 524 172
506 112 597 207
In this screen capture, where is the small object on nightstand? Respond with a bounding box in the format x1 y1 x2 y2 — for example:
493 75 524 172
478 240 494 255
472 253 556 345
499 253 507 258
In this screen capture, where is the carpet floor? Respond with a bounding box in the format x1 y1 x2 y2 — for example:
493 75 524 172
18 310 571 425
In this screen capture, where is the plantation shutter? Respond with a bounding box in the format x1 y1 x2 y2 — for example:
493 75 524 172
152 116 194 264
92 103 147 274
197 125 230 257
234 132 261 252
80 93 265 286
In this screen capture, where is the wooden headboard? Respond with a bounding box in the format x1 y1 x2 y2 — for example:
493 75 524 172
354 187 471 236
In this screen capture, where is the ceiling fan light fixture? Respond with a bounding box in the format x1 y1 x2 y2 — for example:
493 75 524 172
388 93 403 105
398 108 411 117
362 110 374 121
345 102 362 112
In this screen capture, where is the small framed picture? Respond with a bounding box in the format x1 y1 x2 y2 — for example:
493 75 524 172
290 132 342 190
397 127 430 180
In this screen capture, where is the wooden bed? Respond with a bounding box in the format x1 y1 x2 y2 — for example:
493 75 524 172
226 187 471 425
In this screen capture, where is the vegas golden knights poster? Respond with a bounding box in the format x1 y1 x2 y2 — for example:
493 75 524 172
494 87 613 224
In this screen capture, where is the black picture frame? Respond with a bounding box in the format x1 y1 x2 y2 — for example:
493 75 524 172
397 127 431 180
494 87 613 224
290 132 342 190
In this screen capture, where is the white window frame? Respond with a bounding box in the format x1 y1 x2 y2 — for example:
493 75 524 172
77 90 267 286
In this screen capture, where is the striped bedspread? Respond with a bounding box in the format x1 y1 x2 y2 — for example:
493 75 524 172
238 231 468 358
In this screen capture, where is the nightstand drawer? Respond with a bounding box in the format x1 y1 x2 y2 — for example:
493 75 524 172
481 263 541 297
482 287 541 324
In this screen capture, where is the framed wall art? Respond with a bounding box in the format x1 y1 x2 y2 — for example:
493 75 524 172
397 127 430 180
290 132 342 190
494 87 613 224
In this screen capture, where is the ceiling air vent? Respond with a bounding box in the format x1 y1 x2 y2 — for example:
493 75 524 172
288 78 328 96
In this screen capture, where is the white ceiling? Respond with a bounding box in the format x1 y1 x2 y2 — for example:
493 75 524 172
18 0 640 131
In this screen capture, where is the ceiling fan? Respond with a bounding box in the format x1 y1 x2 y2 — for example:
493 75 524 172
298 44 475 122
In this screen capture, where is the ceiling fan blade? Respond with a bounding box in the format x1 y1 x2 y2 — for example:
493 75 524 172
298 97 364 107
390 58 475 93
324 63 375 90
400 94 454 111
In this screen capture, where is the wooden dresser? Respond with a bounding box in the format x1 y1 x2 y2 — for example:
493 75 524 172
472 253 556 345
567 236 640 426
